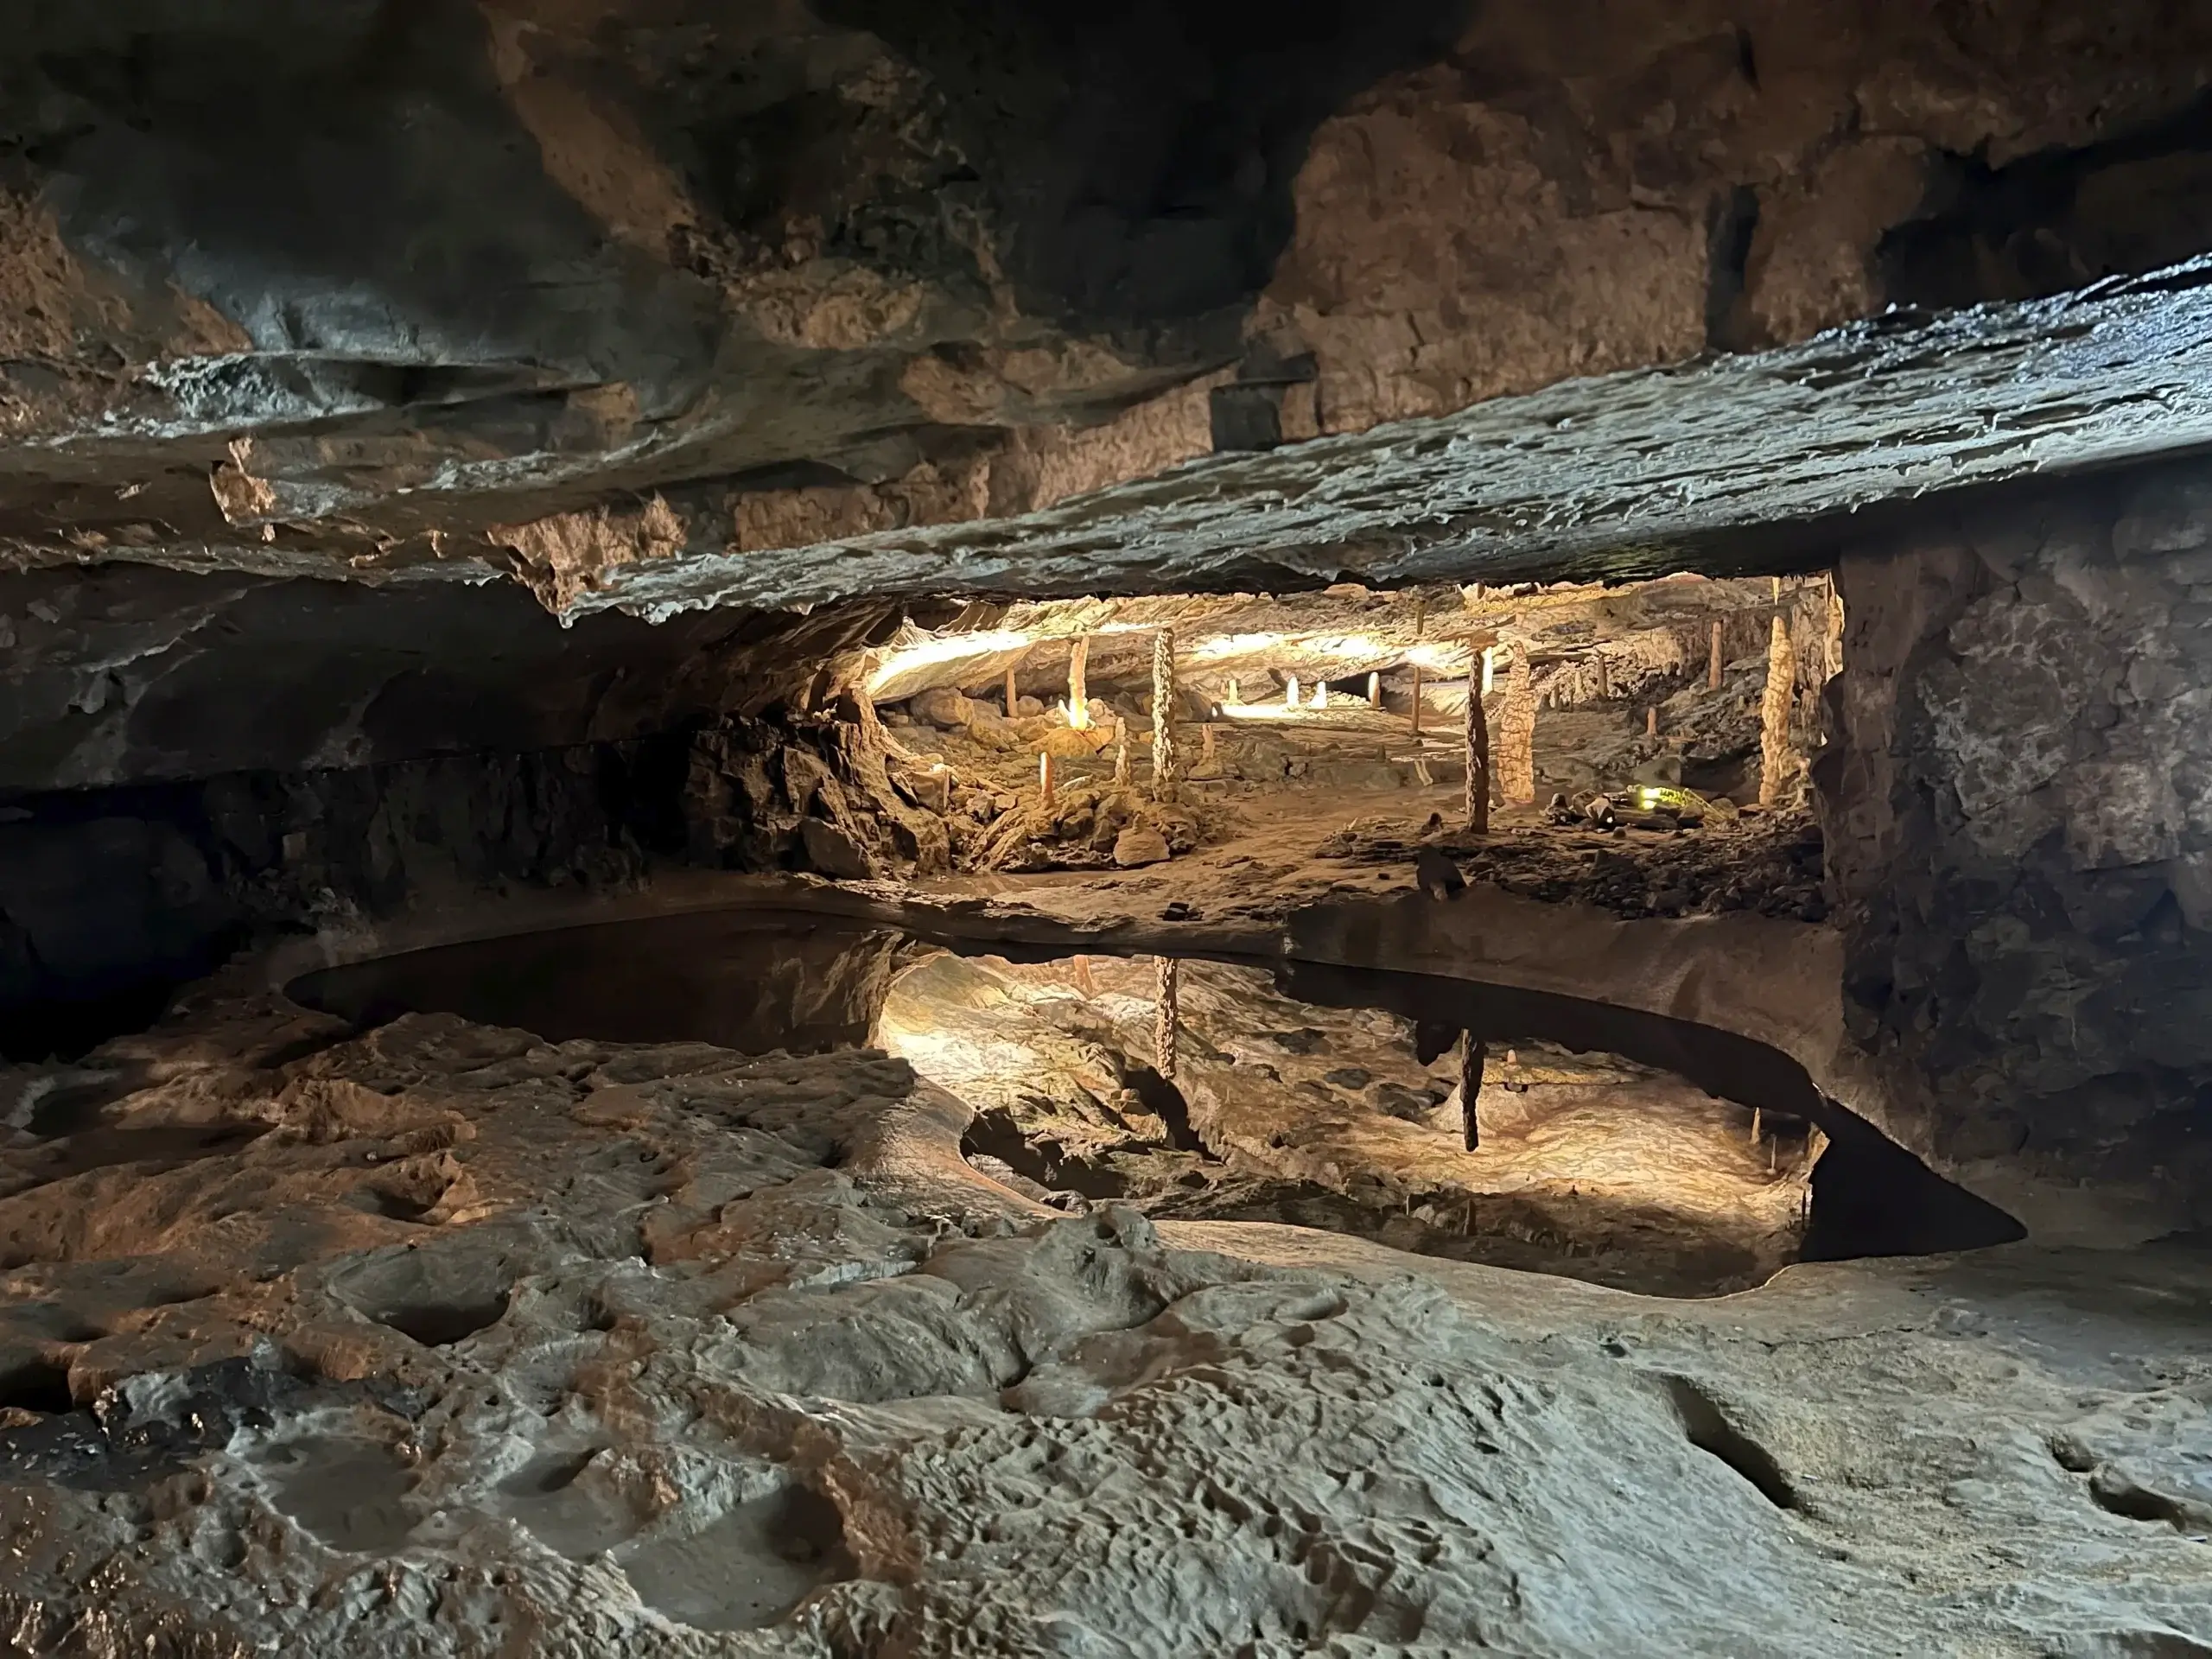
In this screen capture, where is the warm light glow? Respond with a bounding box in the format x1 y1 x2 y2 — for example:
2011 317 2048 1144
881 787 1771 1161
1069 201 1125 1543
865 628 1032 695
1193 632 1284 660
1057 698 1091 729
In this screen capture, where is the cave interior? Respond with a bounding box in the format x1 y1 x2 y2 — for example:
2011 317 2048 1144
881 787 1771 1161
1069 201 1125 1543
5 2 2212 1653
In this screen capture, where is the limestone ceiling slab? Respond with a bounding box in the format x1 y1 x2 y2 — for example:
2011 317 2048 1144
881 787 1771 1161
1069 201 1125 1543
581 258 2212 619
20 258 2212 620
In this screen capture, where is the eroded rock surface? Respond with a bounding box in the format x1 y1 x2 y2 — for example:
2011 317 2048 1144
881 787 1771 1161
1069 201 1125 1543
5 5 2212 613
0 979 2205 1654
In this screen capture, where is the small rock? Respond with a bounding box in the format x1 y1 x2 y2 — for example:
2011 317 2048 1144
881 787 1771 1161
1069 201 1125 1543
800 817 874 880
1113 825 1172 868
1161 899 1196 921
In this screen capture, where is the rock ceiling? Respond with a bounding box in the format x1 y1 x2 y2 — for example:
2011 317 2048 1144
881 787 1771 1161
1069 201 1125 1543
3 0 2212 623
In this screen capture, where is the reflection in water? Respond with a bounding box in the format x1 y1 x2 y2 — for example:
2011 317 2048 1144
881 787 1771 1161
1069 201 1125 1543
285 910 2022 1298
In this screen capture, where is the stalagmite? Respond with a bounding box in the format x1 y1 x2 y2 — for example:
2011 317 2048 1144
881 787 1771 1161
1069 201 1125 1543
1314 681 1329 709
1201 721 1217 766
1226 677 1241 706
1465 653 1490 834
1114 720 1131 785
1368 671 1381 705
1646 705 1658 737
1461 1033 1485 1151
1154 956 1180 1081
1073 955 1095 996
1708 620 1724 690
1411 595 1426 736
1594 653 1610 700
1067 635 1090 725
1038 750 1054 804
1751 1107 1764 1144
1284 674 1300 709
1760 613 1796 807
1481 646 1495 696
1153 627 1180 800
1005 665 1018 719
1499 646 1536 804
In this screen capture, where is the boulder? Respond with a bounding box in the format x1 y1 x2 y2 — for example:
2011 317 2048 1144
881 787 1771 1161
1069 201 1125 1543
1112 825 1172 868
911 689 974 729
800 817 874 880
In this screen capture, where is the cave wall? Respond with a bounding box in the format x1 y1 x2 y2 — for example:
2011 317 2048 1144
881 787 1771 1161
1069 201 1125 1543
1821 461 2212 1243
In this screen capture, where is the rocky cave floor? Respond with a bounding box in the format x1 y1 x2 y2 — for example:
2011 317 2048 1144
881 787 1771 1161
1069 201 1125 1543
0 678 2198 1655
2 969 2210 1656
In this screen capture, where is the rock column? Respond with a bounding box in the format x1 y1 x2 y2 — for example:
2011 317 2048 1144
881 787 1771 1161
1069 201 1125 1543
1154 957 1180 1081
1498 646 1536 804
1152 628 1180 799
1759 613 1796 807
1465 653 1490 833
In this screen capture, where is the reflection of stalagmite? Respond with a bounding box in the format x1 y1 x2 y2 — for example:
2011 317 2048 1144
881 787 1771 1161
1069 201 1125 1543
1461 1033 1485 1151
1068 635 1089 724
1153 627 1180 799
1760 613 1796 807
1498 646 1536 804
1154 956 1180 1080
1464 655 1490 833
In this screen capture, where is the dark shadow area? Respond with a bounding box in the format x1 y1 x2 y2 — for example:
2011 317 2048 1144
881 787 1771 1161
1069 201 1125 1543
1882 88 2212 309
817 0 1476 332
291 912 906 1055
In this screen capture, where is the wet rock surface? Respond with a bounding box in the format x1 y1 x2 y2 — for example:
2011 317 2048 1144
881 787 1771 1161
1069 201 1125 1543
6 7 2212 614
0 971 2206 1653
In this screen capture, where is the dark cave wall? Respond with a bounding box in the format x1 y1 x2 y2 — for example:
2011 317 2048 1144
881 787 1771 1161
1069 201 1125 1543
1821 463 2212 1241
0 709 945 1059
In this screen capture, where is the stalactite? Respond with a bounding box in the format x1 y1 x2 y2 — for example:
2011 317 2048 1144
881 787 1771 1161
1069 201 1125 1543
1154 956 1180 1081
1760 613 1796 807
1499 646 1536 804
1152 627 1180 800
